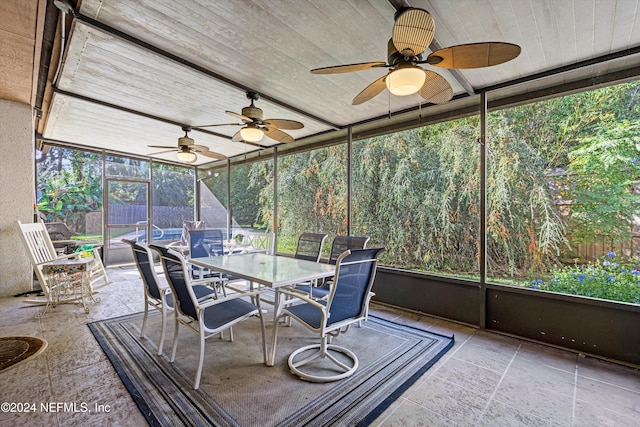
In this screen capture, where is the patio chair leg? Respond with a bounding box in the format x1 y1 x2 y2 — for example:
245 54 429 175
141 303 149 339
194 329 205 390
158 305 167 355
256 298 267 364
170 317 179 362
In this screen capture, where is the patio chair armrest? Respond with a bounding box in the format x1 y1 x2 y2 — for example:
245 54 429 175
36 253 81 266
197 289 262 309
58 252 83 260
191 277 228 286
277 287 326 310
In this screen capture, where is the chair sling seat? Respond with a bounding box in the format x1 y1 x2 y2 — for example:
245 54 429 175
287 293 362 328
292 285 331 300
201 298 258 330
286 303 362 331
285 302 327 329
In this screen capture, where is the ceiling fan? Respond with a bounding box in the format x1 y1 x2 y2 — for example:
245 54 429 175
148 127 227 163
195 91 304 143
311 7 521 105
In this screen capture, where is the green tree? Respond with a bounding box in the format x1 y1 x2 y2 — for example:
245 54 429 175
231 163 264 227
352 122 481 272
276 146 347 250
567 120 640 244
152 163 194 228
36 147 103 233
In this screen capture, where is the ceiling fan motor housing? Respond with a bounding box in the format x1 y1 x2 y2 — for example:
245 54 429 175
241 105 263 122
387 39 405 65
178 136 195 146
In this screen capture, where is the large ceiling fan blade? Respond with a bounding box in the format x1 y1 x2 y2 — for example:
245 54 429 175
419 70 453 104
194 123 242 128
226 110 254 122
392 8 435 57
147 149 177 156
263 118 304 130
311 62 387 74
147 145 177 149
195 150 227 160
352 74 388 105
264 127 294 143
190 144 213 151
427 42 521 69
231 130 243 142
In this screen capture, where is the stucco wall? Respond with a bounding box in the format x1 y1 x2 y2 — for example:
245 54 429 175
0 99 35 297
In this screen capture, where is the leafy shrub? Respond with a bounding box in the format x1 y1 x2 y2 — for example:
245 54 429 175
530 252 640 304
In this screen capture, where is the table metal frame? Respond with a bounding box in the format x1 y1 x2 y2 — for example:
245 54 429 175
189 252 334 365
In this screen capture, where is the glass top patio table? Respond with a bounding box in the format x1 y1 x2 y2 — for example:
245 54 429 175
189 252 335 366
188 252 334 288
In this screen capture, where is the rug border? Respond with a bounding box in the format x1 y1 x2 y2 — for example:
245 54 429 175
356 315 455 426
89 312 454 427
88 321 163 427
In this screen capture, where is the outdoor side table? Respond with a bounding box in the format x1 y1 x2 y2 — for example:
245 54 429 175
39 258 100 317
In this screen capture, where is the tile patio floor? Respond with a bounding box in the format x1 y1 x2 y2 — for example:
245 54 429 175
0 265 638 426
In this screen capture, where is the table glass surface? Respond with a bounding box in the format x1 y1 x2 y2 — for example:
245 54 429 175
189 253 334 288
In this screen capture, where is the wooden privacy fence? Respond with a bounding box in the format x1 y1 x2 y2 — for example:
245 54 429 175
552 177 640 263
560 231 640 263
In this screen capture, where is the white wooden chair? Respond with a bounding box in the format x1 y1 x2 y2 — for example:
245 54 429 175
17 220 110 307
242 231 275 254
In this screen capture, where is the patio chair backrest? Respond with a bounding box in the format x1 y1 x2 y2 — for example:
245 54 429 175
189 229 224 258
294 232 327 262
123 239 163 300
325 247 384 325
328 235 370 265
178 220 205 246
150 244 198 320
18 220 58 266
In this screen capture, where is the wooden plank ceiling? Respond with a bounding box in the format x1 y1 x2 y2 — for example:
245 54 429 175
0 0 45 105
4 0 640 165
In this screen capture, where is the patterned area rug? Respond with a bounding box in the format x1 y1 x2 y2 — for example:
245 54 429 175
0 336 48 373
89 311 453 426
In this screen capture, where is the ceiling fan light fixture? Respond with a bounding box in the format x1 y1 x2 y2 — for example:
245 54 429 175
176 147 197 163
385 65 426 96
240 124 264 142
